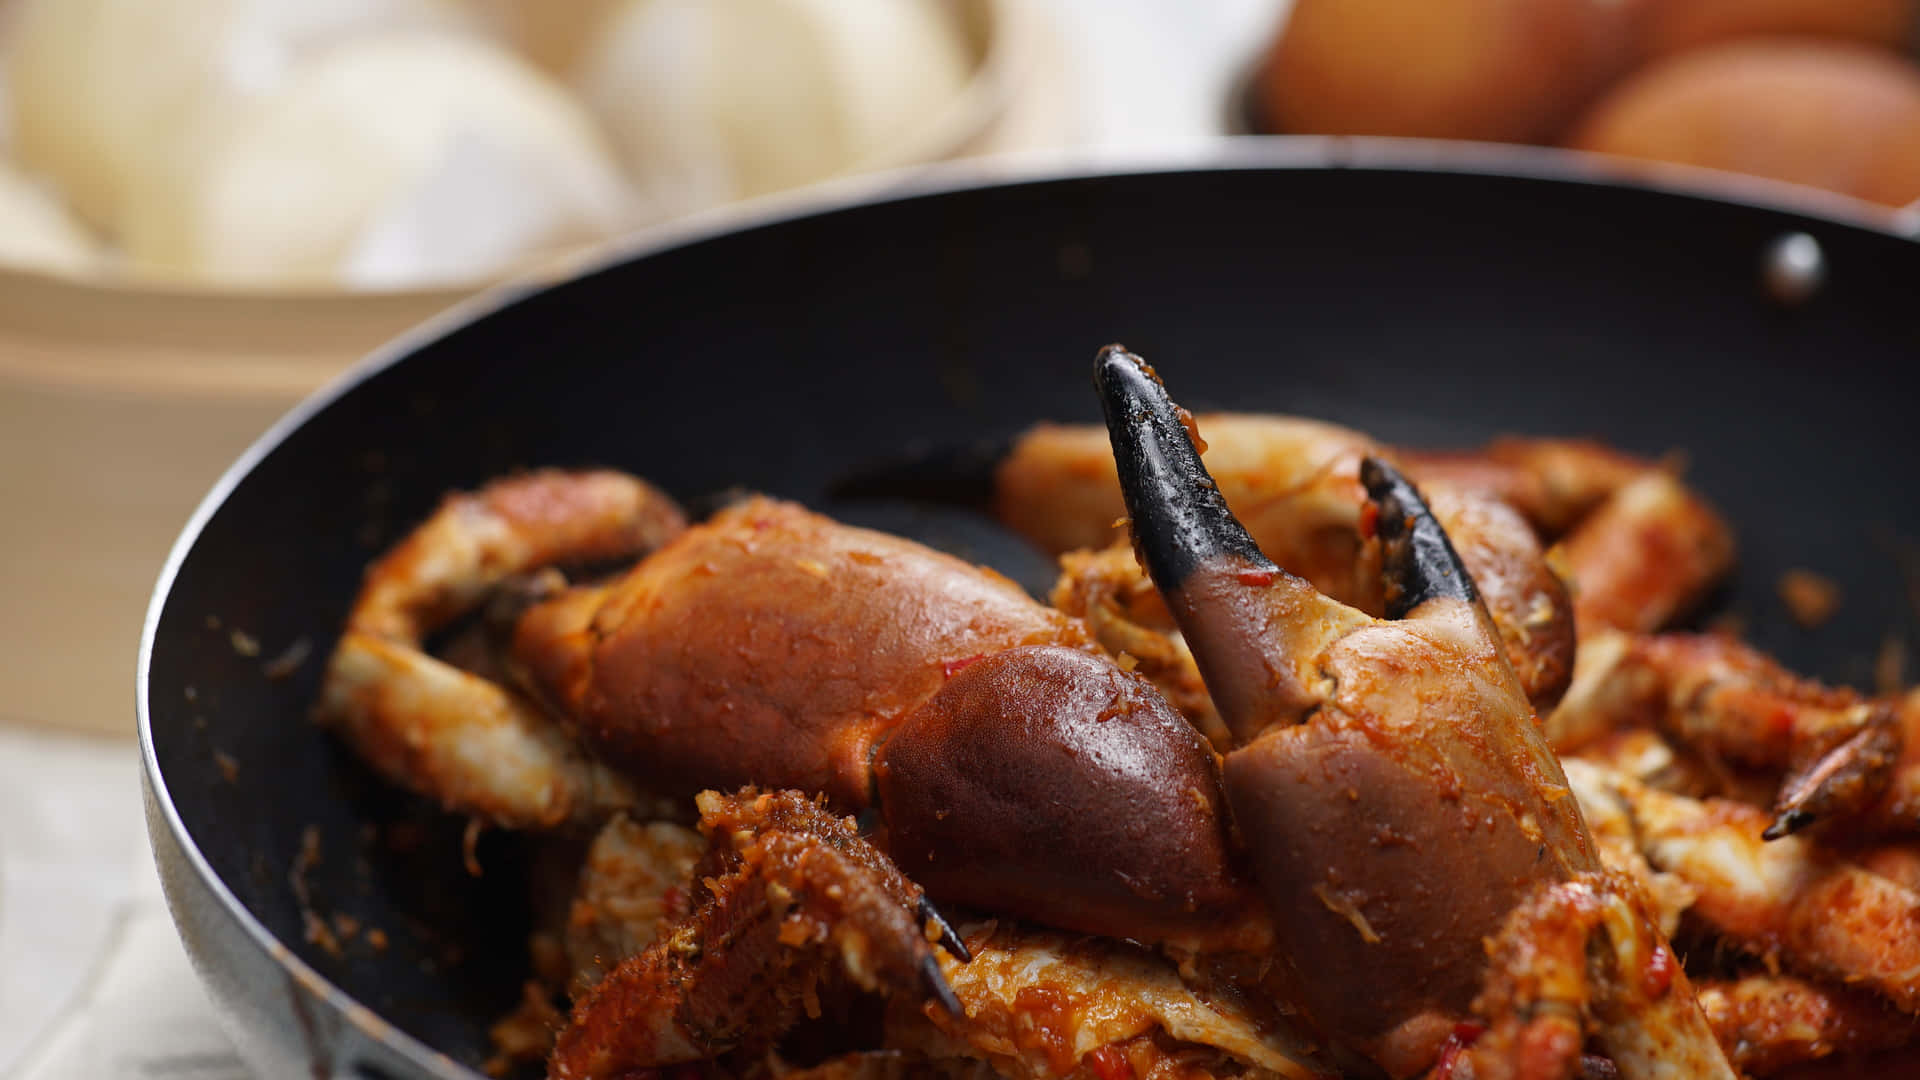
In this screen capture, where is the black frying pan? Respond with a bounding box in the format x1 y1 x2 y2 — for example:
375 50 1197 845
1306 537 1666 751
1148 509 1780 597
139 142 1920 1080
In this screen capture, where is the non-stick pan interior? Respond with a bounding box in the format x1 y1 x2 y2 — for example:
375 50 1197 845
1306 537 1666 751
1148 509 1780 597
145 160 1920 1075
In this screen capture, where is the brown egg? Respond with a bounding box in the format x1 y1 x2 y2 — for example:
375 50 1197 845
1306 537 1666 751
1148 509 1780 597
1566 39 1920 206
1255 0 1636 143
1631 0 1917 59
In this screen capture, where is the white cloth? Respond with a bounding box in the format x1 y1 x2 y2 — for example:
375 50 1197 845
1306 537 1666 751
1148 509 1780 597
13 856 245 1080
0 726 245 1079
0 728 149 1075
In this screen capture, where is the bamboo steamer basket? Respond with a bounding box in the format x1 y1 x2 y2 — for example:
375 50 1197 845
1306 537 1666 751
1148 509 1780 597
0 278 471 737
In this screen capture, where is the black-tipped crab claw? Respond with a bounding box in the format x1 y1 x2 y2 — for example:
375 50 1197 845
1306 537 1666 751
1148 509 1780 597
1094 346 1734 1079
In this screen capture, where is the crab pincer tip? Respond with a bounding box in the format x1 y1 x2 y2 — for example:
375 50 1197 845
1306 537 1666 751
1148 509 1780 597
1764 716 1900 842
1762 809 1814 842
1359 456 1481 620
917 895 972 962
920 953 965 1018
1093 346 1270 589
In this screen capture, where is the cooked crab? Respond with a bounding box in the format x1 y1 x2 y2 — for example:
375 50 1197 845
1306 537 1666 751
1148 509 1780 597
318 348 1758 1079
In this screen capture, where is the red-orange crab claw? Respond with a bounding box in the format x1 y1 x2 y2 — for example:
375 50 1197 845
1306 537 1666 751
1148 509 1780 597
1093 345 1731 1079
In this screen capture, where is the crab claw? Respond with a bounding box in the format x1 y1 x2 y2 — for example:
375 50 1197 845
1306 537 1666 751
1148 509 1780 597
917 894 973 963
1093 347 1271 586
1094 345 1368 745
1358 456 1479 618
1096 346 1599 1075
1766 711 1902 840
1458 873 1732 1080
550 789 965 1080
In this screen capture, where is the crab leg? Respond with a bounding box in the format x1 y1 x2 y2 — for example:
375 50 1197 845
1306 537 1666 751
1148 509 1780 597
1560 741 1700 939
1865 690 1920 836
1448 872 1727 1080
1695 974 1918 1075
1551 630 1902 839
1565 759 1920 1014
1402 440 1736 635
886 920 1335 1080
1398 437 1654 539
346 468 687 643
320 635 644 828
1562 736 1918 1074
1854 839 1920 894
1551 471 1735 636
317 469 686 827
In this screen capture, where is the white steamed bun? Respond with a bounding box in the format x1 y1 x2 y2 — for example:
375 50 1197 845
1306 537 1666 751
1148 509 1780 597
117 31 634 288
575 0 972 219
7 0 472 233
0 160 101 275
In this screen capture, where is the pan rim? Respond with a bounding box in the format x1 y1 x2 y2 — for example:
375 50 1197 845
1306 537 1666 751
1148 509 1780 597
133 134 1920 1078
